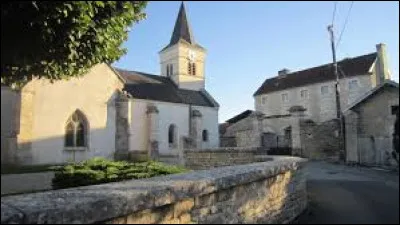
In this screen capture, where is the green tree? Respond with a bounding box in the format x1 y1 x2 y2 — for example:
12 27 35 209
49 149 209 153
1 1 147 89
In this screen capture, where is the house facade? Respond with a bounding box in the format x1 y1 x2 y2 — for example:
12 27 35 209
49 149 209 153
345 81 399 167
253 43 391 134
222 44 396 161
1 2 220 166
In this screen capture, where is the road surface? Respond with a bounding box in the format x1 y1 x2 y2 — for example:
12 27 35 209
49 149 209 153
296 161 399 224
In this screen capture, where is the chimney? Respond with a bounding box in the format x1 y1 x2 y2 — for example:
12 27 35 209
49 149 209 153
278 68 290 77
375 43 390 84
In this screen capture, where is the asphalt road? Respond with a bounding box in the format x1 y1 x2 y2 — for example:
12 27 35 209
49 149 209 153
296 161 399 224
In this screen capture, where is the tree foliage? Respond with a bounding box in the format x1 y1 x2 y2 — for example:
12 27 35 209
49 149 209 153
1 1 147 89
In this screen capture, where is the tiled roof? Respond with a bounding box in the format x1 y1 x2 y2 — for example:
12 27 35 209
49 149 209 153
344 80 399 112
225 110 254 124
160 2 205 52
114 68 217 107
254 52 377 96
170 2 194 46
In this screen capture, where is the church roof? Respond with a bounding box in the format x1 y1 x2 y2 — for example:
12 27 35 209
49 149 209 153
170 2 194 45
114 68 217 108
160 2 204 52
254 52 377 96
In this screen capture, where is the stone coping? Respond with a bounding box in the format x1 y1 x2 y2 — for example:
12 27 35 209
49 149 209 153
1 156 307 224
183 147 261 153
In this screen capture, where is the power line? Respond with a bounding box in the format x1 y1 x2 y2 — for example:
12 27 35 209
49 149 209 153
336 1 354 49
332 1 338 26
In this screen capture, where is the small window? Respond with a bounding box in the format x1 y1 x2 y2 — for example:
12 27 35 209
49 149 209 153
300 90 308 99
262 96 267 105
257 97 262 105
168 124 176 146
282 93 289 102
334 130 339 137
321 85 329 95
188 62 192 75
166 65 170 76
192 63 196 75
349 80 359 90
392 105 399 115
202 130 209 142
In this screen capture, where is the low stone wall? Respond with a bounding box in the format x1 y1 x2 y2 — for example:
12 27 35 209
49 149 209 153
183 147 269 170
220 136 237 147
1 157 307 224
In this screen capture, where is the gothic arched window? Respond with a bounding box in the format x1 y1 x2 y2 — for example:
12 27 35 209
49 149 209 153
65 110 88 147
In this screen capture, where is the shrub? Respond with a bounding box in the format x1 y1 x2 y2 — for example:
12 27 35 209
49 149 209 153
52 157 188 189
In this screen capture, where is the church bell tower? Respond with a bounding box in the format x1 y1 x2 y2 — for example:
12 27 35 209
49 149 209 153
159 2 207 91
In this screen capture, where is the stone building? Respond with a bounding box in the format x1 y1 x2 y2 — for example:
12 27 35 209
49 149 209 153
223 44 395 160
344 80 399 167
1 2 219 166
254 43 391 127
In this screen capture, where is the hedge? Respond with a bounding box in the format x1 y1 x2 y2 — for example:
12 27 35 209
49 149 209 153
52 157 188 189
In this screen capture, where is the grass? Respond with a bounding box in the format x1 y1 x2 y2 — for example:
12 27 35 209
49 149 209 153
1 164 61 175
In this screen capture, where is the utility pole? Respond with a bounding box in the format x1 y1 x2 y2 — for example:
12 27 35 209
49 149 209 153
327 25 346 161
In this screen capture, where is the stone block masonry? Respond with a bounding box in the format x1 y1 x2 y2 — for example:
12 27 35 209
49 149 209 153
183 147 266 170
299 119 341 161
1 156 307 224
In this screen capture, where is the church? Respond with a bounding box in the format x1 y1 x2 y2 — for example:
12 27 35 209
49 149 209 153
0 2 220 165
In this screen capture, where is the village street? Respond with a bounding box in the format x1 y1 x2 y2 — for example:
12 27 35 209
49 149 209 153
296 161 399 224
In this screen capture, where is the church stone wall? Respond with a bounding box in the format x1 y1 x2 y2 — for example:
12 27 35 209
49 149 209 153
130 99 190 156
129 99 220 157
21 64 123 165
1 87 20 165
192 105 220 149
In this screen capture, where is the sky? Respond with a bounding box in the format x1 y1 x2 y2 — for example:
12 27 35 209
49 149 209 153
113 1 399 123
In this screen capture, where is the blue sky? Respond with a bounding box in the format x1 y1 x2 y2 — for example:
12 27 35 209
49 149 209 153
113 1 399 123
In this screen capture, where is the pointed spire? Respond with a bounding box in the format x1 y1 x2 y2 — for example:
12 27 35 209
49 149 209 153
169 2 195 46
